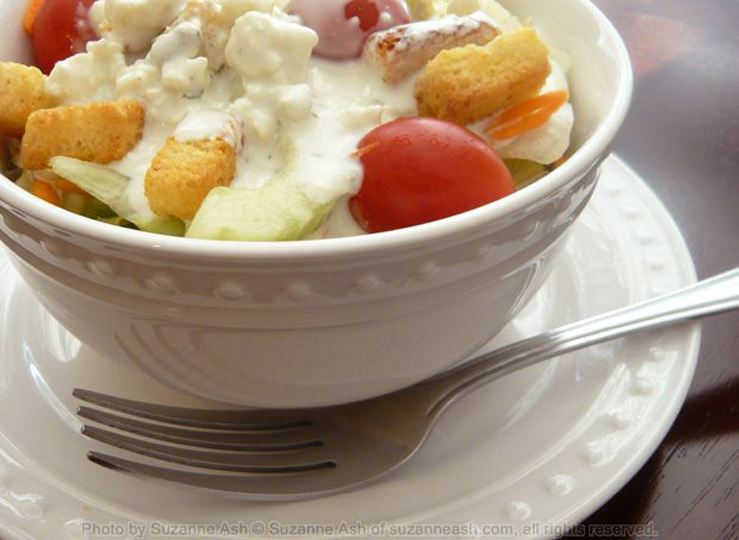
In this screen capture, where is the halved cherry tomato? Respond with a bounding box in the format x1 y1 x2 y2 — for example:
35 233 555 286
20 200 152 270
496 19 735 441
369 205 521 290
289 0 410 59
344 0 382 31
32 0 97 74
350 118 515 233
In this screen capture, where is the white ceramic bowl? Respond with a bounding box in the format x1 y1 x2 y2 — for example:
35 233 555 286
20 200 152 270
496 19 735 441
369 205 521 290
0 0 631 408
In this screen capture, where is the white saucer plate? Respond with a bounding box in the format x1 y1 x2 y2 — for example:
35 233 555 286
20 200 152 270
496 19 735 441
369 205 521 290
0 155 699 540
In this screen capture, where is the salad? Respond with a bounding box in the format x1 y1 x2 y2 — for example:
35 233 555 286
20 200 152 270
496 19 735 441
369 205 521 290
0 0 573 241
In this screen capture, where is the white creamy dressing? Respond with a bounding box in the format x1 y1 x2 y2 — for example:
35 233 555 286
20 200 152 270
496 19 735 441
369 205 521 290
45 40 127 103
231 57 418 202
307 197 366 239
392 10 494 49
298 58 418 203
47 0 419 220
45 0 571 235
173 110 243 149
93 0 188 53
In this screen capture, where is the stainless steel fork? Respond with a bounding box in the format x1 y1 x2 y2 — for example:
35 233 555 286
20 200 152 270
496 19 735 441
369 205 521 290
74 268 739 501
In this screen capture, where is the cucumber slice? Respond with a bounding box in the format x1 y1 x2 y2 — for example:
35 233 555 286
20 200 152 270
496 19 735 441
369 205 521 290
15 170 33 192
504 158 549 190
50 157 135 216
62 192 89 215
97 216 134 228
83 197 117 220
134 217 186 237
186 137 335 242
50 156 185 236
186 184 336 242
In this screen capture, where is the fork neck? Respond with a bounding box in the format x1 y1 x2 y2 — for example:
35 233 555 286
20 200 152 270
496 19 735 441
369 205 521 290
421 268 739 421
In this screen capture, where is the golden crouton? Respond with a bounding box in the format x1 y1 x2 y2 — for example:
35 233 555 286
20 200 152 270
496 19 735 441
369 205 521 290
21 100 145 170
415 28 551 125
0 62 55 137
365 14 499 84
145 138 236 221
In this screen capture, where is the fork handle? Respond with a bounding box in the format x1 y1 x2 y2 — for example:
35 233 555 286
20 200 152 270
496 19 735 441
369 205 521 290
427 267 739 418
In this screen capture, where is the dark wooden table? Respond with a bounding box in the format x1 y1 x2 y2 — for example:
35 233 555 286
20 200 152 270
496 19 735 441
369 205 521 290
578 2 739 539
3 2 736 537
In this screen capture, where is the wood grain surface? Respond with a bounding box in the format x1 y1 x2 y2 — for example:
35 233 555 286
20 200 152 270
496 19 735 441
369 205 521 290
577 2 739 539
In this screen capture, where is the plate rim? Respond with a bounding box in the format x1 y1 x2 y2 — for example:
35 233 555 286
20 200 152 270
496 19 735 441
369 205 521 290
0 154 701 540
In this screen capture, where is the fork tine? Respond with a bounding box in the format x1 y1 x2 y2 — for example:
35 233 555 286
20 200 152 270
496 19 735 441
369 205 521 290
88 452 353 500
82 425 335 474
73 389 311 430
78 407 323 451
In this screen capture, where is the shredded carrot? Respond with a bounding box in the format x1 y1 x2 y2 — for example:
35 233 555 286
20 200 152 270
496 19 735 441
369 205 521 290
351 141 380 159
55 178 88 194
552 155 568 169
499 90 569 124
32 170 87 195
487 90 569 140
24 0 45 34
31 180 62 206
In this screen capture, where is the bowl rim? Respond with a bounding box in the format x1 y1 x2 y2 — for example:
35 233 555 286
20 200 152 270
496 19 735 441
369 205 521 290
0 0 633 262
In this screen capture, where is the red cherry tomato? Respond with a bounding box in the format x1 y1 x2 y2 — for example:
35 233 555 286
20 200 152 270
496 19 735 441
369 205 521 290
350 118 515 233
32 0 97 74
344 0 382 31
289 0 410 59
